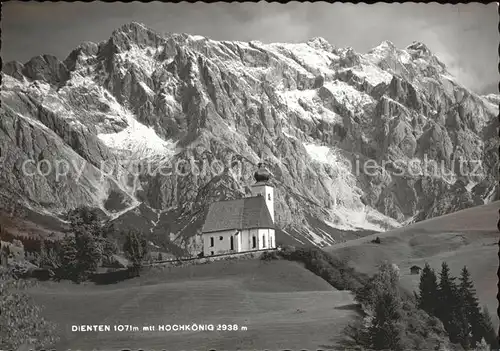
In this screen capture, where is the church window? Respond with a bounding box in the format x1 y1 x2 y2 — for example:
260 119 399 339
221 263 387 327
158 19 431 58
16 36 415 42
262 235 266 248
210 237 214 247
268 194 271 200
220 236 223 240
252 236 256 248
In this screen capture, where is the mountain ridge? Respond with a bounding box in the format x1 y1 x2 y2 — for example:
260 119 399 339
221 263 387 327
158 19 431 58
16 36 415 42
1 22 498 255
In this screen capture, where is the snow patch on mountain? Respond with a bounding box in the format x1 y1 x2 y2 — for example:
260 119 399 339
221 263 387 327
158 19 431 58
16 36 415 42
115 45 158 76
326 206 400 232
277 88 342 124
272 42 339 75
189 35 206 41
2 74 30 92
139 81 155 96
304 143 335 164
353 63 393 86
304 228 331 246
97 98 177 159
323 80 374 114
302 141 400 232
399 50 412 65
278 89 317 120
255 42 314 78
365 40 395 62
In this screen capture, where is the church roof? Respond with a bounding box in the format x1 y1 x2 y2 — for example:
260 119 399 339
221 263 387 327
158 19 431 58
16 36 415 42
201 196 274 234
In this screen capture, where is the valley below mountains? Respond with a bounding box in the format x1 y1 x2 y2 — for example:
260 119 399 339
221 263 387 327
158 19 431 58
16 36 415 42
1 22 498 255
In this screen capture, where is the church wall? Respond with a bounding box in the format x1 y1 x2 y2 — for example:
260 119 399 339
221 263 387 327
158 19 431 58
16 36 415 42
240 228 259 252
258 228 267 250
203 229 240 256
258 228 276 249
203 228 276 256
269 229 276 249
240 229 249 252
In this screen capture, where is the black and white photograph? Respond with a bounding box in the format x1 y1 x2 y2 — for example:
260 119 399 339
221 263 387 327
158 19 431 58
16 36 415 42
1 2 499 350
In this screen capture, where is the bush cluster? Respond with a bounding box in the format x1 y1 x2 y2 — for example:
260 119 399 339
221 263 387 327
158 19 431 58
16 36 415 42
0 269 59 350
263 246 369 291
416 262 498 350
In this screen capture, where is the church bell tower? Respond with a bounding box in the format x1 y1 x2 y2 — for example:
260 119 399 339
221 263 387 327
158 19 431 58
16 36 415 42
251 162 274 223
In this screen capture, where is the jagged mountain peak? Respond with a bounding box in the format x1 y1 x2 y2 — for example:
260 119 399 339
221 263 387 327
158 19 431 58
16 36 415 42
1 23 498 253
377 40 397 49
306 37 334 52
109 22 166 52
113 21 157 38
406 41 432 55
482 93 500 106
120 21 149 31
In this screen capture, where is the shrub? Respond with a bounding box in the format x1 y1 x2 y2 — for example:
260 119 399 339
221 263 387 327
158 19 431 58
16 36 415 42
273 246 369 292
348 261 453 350
371 236 381 244
56 231 102 283
260 250 279 261
123 229 148 271
51 206 120 282
0 269 59 349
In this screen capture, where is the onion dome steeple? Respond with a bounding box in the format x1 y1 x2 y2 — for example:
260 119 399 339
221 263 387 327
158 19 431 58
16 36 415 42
254 162 271 183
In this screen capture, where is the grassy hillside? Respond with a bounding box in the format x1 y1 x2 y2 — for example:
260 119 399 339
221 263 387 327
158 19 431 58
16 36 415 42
326 201 499 327
28 259 357 350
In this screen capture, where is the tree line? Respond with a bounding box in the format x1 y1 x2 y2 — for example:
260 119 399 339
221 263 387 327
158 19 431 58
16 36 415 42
417 262 498 350
34 206 149 283
346 261 498 351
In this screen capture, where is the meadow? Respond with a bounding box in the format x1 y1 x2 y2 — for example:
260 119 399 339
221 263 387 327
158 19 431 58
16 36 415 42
28 259 357 350
326 201 499 327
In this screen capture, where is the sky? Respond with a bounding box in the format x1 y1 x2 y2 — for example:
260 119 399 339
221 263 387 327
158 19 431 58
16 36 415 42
2 2 498 94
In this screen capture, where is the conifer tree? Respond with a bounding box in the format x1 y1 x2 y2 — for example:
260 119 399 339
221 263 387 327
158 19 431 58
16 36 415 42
437 261 461 343
58 235 78 280
123 229 148 275
368 290 405 350
478 306 499 350
457 266 482 347
74 230 103 281
57 209 105 282
417 262 439 316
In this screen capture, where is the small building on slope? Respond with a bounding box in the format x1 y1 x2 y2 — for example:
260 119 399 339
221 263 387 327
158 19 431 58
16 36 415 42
201 163 276 256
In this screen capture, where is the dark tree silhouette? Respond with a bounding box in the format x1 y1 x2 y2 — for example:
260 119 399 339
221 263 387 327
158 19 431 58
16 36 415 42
368 290 405 350
457 266 482 348
417 262 439 316
436 262 461 343
478 306 500 349
55 206 118 282
123 229 148 275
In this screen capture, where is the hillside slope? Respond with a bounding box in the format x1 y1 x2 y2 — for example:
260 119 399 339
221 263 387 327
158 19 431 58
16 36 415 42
29 259 356 350
326 201 499 326
1 22 498 253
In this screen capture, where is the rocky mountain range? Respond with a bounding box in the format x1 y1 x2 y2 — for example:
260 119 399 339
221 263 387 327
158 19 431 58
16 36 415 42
1 22 498 255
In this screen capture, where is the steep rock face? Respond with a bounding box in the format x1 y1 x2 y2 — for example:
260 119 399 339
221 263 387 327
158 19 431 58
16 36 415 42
1 22 498 253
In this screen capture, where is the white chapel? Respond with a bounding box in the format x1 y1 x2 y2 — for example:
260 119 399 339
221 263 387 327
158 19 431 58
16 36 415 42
201 162 276 256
